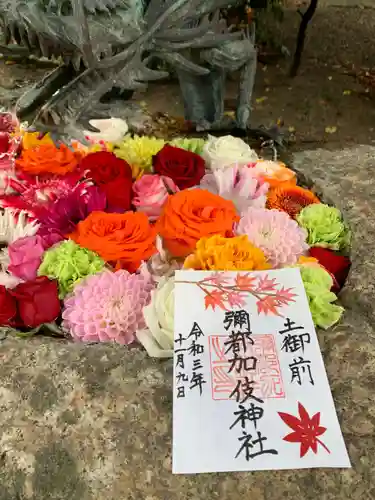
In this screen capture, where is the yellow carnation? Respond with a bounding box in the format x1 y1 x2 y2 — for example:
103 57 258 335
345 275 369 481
113 135 165 176
88 142 115 153
184 235 270 271
22 132 54 149
297 255 319 266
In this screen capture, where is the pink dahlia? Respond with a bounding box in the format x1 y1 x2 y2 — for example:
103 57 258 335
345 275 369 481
62 270 153 345
236 207 309 267
199 165 269 214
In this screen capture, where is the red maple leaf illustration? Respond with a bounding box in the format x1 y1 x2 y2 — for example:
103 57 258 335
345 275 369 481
203 272 230 286
256 275 278 292
179 272 296 314
256 296 283 316
278 403 330 458
273 287 297 305
235 273 257 291
204 290 228 311
227 292 247 308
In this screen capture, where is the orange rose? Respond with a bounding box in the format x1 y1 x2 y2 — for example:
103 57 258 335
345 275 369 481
155 189 240 258
250 160 296 189
16 144 82 176
69 211 157 272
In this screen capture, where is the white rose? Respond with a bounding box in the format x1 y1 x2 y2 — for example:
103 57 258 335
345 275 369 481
136 276 174 358
202 135 258 170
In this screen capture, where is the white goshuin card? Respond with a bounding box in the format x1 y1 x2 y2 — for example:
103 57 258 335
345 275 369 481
172 268 351 474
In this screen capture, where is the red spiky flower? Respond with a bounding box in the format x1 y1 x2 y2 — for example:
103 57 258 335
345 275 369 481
267 183 320 218
0 171 86 216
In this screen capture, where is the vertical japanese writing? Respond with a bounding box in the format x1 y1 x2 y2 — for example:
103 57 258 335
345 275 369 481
175 332 187 399
279 318 314 386
175 322 207 398
225 310 278 460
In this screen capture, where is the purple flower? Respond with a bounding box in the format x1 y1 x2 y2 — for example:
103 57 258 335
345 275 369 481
35 184 107 234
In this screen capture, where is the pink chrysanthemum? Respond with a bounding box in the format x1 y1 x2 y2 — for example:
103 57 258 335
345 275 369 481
236 207 309 267
199 165 269 214
0 171 86 216
62 270 153 345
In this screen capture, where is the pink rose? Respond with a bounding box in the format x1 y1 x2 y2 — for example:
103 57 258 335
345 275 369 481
8 235 46 281
132 174 179 220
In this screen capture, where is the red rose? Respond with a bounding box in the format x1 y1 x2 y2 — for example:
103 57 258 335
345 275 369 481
152 144 205 189
11 277 61 328
80 151 133 210
309 247 351 292
0 285 17 326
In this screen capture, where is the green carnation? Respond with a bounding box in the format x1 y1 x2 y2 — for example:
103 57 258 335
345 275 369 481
300 265 344 329
38 240 105 298
297 203 350 251
170 137 206 156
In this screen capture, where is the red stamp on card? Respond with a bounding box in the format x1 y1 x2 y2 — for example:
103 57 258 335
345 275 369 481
208 334 285 400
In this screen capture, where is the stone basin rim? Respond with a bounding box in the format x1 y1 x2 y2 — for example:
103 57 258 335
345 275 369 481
291 146 374 325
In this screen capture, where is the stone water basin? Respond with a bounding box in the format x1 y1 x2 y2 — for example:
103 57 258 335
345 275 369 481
0 146 373 500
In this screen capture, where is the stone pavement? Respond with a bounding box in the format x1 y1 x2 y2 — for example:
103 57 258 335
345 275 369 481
0 145 374 500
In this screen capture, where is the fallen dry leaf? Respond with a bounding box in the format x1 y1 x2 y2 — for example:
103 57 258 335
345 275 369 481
325 126 337 134
256 96 268 104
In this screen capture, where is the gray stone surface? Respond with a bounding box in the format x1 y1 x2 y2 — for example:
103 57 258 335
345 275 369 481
0 145 375 499
319 0 374 7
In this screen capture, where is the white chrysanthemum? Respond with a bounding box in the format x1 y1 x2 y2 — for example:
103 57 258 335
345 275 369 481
0 209 40 272
0 271 22 288
136 276 175 358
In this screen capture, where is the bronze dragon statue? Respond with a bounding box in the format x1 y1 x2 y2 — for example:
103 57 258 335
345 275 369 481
0 0 276 143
